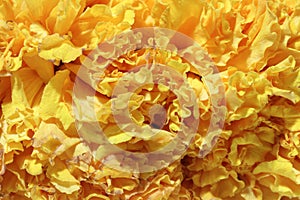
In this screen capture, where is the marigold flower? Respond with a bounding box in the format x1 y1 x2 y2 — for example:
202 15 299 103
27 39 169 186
0 0 300 199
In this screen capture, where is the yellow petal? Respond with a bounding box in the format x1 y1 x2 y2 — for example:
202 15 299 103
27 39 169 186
253 157 300 197
33 122 80 158
46 159 80 194
12 68 44 107
23 158 43 176
45 0 85 35
24 0 59 21
107 132 132 144
37 70 74 129
39 34 82 63
23 53 54 83
192 166 228 187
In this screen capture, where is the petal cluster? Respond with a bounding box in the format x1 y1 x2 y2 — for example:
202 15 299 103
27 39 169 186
0 0 300 199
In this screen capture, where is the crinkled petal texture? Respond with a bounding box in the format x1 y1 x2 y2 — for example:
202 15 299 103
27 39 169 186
1 0 300 199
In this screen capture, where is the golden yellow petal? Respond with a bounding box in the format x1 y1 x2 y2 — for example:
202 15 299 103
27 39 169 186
39 34 82 63
46 159 80 194
23 53 54 83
